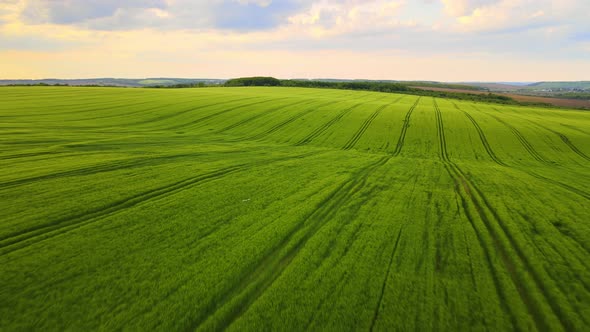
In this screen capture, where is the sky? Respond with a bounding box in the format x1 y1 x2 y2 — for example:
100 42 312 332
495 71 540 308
0 0 589 81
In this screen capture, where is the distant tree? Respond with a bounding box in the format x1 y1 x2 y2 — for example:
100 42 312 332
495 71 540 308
225 77 281 87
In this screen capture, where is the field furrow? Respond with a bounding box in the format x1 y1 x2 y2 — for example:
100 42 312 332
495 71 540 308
248 99 337 140
452 102 507 166
191 156 389 331
1 87 588 331
392 97 421 156
0 151 323 255
295 104 359 145
342 101 393 150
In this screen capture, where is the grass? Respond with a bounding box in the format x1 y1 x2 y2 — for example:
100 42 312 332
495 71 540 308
0 86 589 331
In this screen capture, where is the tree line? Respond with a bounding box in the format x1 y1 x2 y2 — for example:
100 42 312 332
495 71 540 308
223 77 549 106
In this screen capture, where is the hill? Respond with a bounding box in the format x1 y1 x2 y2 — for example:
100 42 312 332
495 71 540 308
0 86 589 331
528 81 590 90
0 78 225 87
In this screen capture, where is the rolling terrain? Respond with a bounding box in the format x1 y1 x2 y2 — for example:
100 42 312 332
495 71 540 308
0 86 589 331
412 86 590 109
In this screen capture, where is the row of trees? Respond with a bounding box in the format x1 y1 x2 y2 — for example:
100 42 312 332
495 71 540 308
223 77 535 106
149 82 208 88
225 77 281 86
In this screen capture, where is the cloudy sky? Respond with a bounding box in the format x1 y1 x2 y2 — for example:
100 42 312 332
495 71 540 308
0 0 589 81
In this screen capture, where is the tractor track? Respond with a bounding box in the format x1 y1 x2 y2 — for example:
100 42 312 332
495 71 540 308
369 228 404 332
342 99 399 150
247 100 336 140
6 97 158 116
296 102 364 146
0 152 208 190
482 110 552 165
468 106 588 199
392 97 421 156
0 151 62 161
120 96 258 127
524 171 590 200
434 102 574 331
0 152 322 256
499 109 590 162
188 156 390 332
451 102 507 166
164 97 289 131
217 99 315 133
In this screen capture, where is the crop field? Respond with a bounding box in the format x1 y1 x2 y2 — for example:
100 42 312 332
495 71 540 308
1 86 589 331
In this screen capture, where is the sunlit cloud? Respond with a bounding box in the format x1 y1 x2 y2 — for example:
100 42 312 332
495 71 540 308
0 0 588 80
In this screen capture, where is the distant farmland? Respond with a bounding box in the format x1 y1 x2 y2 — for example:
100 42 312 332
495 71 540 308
0 87 589 331
412 86 590 109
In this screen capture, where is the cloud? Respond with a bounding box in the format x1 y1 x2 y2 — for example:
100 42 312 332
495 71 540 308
443 0 590 35
214 0 306 30
1 0 589 80
441 0 498 16
286 0 407 37
234 0 273 6
15 0 310 31
21 0 167 25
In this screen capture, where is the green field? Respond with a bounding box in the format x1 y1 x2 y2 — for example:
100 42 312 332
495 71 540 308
1 86 589 331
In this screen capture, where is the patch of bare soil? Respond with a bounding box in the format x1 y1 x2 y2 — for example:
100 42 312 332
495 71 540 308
411 86 590 109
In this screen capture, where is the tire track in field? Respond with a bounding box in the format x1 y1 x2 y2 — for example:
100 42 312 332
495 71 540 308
451 164 579 331
516 212 590 300
392 97 421 156
188 156 391 332
217 99 315 133
452 176 522 331
499 110 590 162
295 101 366 146
5 96 153 115
33 99 159 117
0 165 244 255
471 106 589 199
436 105 549 330
450 102 507 166
303 165 416 330
342 97 402 150
0 151 60 161
56 97 205 122
316 174 420 331
434 98 449 162
344 95 406 150
434 103 537 330
561 124 590 136
553 133 590 161
0 152 323 256
434 104 575 331
303 269 352 331
0 152 209 190
434 102 535 330
524 171 590 200
164 96 290 131
115 96 260 127
60 101 196 125
247 100 336 140
369 228 403 332
482 110 552 165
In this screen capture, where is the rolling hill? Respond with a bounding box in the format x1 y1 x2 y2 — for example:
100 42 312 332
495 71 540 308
0 86 589 331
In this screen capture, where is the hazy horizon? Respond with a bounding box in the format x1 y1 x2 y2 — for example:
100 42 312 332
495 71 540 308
1 0 589 81
1 77 586 85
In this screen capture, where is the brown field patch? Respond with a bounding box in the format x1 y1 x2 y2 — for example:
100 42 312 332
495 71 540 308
411 86 590 109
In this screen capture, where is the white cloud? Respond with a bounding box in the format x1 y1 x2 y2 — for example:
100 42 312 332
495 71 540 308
443 0 590 35
234 0 273 7
440 0 498 16
1 0 589 80
286 0 407 37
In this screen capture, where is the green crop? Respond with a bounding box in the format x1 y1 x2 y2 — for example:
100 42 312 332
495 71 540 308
0 86 588 331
